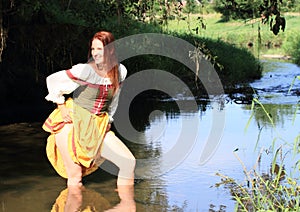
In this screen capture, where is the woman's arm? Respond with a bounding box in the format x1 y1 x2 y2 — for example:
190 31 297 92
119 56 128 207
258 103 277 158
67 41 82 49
45 70 79 104
108 89 121 123
45 64 89 104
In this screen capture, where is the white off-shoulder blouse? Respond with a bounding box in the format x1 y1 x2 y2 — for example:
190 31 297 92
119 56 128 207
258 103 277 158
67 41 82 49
45 63 127 123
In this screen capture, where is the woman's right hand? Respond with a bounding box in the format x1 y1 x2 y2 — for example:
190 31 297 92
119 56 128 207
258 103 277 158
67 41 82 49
58 104 73 123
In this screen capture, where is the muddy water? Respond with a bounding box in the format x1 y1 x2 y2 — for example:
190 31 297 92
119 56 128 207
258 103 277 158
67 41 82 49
0 61 300 212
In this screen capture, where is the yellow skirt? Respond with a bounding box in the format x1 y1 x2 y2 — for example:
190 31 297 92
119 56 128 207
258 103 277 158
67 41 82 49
42 98 109 178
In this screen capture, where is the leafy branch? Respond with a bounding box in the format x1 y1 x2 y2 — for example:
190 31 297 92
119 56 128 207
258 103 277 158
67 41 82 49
189 41 223 86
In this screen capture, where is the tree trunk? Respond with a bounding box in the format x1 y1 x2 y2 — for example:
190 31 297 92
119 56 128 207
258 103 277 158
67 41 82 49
116 0 121 25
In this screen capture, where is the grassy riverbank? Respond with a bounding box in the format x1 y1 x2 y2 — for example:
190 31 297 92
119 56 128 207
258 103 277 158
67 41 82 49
165 12 300 61
122 11 300 97
112 15 264 94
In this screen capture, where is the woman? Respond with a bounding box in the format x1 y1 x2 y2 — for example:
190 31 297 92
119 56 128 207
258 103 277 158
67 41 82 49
42 31 136 208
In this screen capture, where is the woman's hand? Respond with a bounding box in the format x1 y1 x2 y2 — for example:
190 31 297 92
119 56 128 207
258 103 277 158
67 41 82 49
58 104 73 123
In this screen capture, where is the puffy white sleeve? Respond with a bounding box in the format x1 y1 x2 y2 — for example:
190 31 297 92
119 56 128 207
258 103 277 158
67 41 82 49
108 64 127 123
45 64 87 104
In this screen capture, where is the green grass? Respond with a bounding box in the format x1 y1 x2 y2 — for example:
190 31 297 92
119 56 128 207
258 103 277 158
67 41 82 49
164 13 300 58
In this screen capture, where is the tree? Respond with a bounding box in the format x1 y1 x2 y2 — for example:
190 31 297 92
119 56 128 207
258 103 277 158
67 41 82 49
213 0 286 35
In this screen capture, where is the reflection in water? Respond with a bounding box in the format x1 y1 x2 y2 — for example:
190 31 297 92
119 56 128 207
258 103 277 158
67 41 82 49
105 185 136 212
126 90 213 132
51 185 135 212
51 187 108 212
243 103 298 129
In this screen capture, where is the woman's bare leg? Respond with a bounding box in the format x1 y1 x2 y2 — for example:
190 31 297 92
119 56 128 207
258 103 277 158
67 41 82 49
100 131 136 186
55 124 83 187
101 132 136 211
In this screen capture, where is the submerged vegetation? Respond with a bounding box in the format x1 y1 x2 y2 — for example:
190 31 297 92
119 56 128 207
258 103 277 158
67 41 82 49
217 149 300 211
216 95 300 210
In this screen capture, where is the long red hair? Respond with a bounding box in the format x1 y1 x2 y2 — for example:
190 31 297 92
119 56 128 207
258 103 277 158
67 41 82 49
88 31 119 94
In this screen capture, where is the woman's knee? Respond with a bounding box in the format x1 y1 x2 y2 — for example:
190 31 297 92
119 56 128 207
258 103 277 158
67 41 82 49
102 132 136 172
119 145 136 172
119 153 136 178
127 154 136 171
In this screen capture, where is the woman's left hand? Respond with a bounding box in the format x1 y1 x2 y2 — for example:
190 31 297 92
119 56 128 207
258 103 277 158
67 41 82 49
58 103 73 123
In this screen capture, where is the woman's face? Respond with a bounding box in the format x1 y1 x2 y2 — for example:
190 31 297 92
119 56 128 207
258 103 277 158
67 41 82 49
91 39 104 64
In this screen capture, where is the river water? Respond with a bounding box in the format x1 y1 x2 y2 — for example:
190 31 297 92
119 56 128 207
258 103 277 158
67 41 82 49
0 61 300 212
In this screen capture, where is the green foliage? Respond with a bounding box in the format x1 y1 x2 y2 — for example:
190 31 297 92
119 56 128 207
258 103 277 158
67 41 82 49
213 0 287 35
283 31 300 65
183 0 199 14
201 38 262 84
222 161 300 211
189 40 224 83
159 32 261 87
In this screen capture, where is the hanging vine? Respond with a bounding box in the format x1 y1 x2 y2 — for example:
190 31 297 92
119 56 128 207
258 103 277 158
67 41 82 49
0 26 7 63
0 0 8 63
